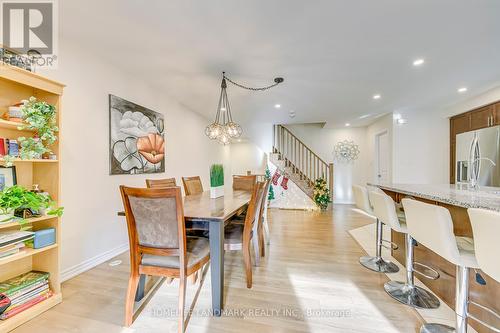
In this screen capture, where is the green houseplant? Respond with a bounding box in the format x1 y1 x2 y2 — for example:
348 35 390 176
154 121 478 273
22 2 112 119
0 185 63 224
313 177 331 211
209 164 224 199
17 97 59 161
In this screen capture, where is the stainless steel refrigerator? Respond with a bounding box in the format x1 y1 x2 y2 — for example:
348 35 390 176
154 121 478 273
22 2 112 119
455 125 500 187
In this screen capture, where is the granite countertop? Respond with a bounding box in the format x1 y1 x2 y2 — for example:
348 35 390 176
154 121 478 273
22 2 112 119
367 183 500 212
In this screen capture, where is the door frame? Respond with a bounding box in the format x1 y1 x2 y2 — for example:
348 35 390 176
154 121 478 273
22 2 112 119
374 129 390 183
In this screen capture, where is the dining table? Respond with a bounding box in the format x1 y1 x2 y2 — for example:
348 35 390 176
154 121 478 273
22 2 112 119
118 188 252 316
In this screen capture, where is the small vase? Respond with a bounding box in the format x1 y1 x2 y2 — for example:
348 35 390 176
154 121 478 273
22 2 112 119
210 186 224 199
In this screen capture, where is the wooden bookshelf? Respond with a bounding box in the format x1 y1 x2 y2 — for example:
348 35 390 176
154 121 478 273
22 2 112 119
0 215 57 230
0 64 64 330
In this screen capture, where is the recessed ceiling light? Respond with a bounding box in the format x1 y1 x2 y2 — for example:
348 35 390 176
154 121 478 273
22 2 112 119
373 94 381 100
345 123 351 127
458 87 468 93
274 104 281 108
359 114 371 119
413 58 425 66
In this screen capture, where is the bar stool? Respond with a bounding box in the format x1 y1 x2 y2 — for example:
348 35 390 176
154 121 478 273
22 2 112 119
352 185 399 273
402 200 496 333
369 191 440 309
468 208 500 333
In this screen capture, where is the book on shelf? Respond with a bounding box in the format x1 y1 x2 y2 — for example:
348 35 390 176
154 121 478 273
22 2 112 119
0 243 24 259
0 138 6 156
0 292 52 320
8 284 49 307
6 279 47 301
0 230 34 248
6 139 18 157
0 271 51 320
0 271 49 298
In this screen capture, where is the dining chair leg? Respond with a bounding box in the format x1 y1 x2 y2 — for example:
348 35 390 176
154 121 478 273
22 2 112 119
258 224 265 258
178 273 187 333
263 212 271 245
188 272 198 285
124 272 140 326
252 235 260 266
243 244 253 288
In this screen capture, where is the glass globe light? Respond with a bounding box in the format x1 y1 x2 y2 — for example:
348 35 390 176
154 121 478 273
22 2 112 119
225 122 242 138
205 123 222 140
217 129 231 145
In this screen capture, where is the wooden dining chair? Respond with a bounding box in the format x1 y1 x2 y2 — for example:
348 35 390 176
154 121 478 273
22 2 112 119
257 179 271 258
120 186 210 332
146 177 176 188
146 177 201 283
224 181 265 288
182 176 203 195
232 175 257 191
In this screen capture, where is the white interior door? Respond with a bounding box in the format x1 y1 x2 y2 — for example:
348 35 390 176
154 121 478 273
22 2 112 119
376 131 389 182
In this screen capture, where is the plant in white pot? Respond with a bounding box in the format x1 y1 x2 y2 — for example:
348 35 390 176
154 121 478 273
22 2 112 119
210 164 224 199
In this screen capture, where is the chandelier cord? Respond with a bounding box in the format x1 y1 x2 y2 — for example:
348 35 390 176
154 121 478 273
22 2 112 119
223 73 284 91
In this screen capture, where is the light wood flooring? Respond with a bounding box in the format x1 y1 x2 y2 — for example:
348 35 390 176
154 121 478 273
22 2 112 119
12 205 424 332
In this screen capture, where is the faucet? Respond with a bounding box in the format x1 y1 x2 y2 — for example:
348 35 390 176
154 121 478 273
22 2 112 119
469 157 497 189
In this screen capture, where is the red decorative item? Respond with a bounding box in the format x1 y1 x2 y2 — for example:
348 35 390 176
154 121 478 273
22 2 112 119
280 176 289 190
271 170 280 185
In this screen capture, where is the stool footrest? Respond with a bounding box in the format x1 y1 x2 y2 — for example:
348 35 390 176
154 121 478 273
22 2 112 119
413 262 440 280
381 239 398 250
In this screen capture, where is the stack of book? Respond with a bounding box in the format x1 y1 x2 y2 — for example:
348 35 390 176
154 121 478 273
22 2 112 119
0 271 51 320
0 231 34 259
0 138 19 157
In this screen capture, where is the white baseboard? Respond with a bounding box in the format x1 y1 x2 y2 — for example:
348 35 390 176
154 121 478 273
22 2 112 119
60 243 129 282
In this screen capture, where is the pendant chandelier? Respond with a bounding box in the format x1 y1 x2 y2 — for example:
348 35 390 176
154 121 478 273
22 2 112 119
205 72 284 145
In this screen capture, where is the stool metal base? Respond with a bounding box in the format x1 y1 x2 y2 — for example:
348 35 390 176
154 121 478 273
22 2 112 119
359 256 400 273
384 281 440 309
420 323 455 333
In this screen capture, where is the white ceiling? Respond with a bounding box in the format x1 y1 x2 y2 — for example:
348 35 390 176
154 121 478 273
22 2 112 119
61 0 500 128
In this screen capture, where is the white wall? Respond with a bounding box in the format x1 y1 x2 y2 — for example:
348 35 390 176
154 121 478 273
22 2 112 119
392 109 449 184
228 141 267 176
284 124 368 204
366 114 393 183
39 40 225 279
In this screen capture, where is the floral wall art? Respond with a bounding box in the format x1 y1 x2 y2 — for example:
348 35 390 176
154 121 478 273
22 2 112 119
109 95 165 175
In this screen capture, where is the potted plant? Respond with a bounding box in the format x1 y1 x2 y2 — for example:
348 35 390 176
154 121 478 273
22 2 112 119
313 177 331 211
0 185 63 223
210 164 224 199
17 97 58 160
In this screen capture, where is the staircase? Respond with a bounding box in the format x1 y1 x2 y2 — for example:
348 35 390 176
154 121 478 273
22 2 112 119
270 125 333 199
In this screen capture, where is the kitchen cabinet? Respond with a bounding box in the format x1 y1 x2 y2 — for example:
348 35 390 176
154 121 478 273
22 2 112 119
494 103 500 126
470 105 494 130
450 112 471 135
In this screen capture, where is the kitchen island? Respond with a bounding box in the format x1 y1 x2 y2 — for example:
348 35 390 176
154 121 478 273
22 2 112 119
368 183 500 333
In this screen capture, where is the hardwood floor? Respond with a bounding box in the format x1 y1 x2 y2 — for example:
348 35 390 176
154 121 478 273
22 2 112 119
12 206 423 332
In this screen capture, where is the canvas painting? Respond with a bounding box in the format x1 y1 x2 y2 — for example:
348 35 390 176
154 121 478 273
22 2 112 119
109 95 165 175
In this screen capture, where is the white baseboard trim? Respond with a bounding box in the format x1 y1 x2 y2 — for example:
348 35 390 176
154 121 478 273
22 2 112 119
61 243 129 282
